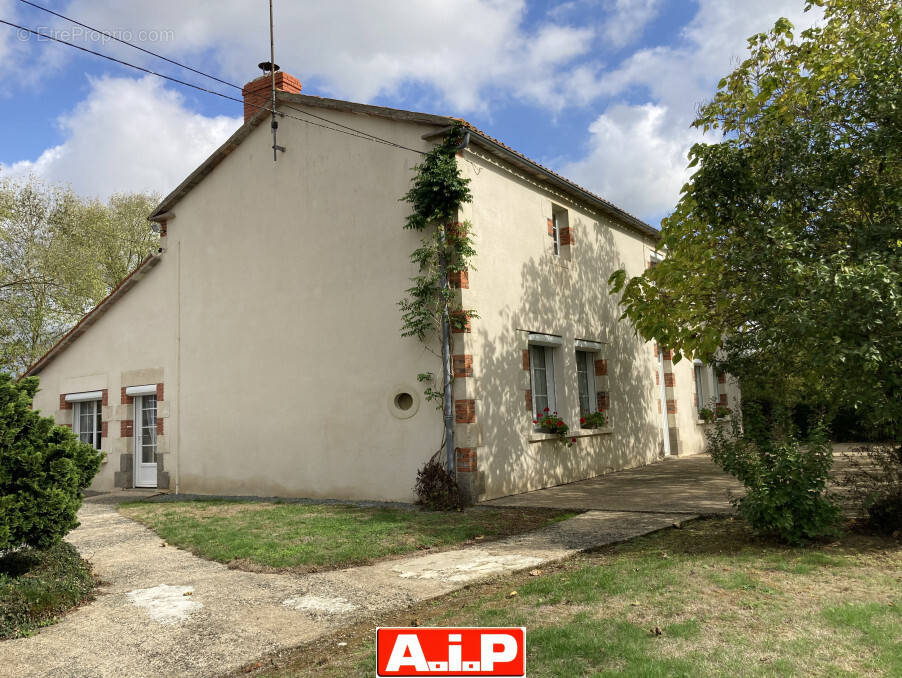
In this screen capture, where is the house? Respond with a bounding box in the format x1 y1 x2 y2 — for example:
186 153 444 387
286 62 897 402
24 71 739 503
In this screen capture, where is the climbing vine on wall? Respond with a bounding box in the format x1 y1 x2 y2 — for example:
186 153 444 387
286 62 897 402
399 125 477 403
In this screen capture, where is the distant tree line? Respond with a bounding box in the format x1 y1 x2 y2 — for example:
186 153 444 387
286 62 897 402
0 175 159 376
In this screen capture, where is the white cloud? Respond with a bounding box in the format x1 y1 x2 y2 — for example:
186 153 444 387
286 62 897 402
9 0 597 113
601 0 662 49
561 0 823 221
2 75 239 199
598 0 821 111
561 103 701 225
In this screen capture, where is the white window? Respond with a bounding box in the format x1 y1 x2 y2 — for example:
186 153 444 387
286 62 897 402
529 344 557 418
575 350 597 417
73 400 102 449
551 205 569 256
694 361 717 414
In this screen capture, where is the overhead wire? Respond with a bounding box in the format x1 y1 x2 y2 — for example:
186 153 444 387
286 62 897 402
16 0 241 91
3 10 427 156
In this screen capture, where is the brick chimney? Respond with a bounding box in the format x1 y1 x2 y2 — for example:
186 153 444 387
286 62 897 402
242 71 302 122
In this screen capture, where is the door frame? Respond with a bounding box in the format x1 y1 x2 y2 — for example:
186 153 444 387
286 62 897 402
658 349 671 456
133 394 158 488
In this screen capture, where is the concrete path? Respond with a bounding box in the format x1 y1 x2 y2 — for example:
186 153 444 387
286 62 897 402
482 453 742 514
0 495 693 678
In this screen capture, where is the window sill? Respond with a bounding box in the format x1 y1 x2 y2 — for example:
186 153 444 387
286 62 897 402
528 427 613 443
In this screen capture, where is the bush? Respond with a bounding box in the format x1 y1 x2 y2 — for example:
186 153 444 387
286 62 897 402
706 406 841 545
414 458 460 510
580 411 607 429
0 541 95 639
839 444 902 534
533 408 576 446
0 374 103 550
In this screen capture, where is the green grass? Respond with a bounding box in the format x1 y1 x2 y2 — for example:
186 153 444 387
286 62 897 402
119 500 572 572
0 541 95 639
250 517 902 678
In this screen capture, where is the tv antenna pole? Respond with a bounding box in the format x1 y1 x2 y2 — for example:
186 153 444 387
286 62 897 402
265 0 284 161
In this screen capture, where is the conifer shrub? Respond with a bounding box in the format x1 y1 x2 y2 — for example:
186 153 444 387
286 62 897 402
0 375 103 550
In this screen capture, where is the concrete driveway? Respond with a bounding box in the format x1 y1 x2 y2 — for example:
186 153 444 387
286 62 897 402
2 492 693 678
482 453 742 514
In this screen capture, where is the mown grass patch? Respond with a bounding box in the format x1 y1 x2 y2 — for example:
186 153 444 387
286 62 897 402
0 541 95 640
245 517 902 678
118 500 573 572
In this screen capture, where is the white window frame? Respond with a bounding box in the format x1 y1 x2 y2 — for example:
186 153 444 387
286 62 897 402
529 343 558 420
694 360 718 415
551 213 561 255
575 349 598 418
72 399 102 449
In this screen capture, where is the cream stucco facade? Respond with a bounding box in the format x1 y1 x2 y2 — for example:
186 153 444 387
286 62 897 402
26 85 739 503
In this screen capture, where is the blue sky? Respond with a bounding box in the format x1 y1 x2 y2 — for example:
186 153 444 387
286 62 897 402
0 1 821 225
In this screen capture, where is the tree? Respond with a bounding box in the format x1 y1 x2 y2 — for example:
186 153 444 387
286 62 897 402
0 176 159 375
399 126 475 482
0 374 103 550
609 0 902 437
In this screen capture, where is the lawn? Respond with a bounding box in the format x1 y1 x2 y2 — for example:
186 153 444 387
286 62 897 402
0 542 95 640
118 500 573 572
244 517 902 678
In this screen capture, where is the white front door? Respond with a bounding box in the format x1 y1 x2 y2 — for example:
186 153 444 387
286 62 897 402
134 394 158 488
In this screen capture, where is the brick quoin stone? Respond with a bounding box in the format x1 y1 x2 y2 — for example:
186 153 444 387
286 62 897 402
450 311 471 333
525 389 532 412
664 373 676 387
121 388 133 405
101 421 108 438
719 393 729 406
718 372 726 384
594 358 607 376
241 71 302 121
653 344 659 358
456 447 477 473
455 399 476 424
157 417 164 435
657 399 661 414
448 270 469 289
667 399 678 414
159 222 167 237
452 354 473 378
59 394 72 410
120 420 134 437
446 222 467 239
101 389 108 406
661 348 673 360
596 392 610 411
156 383 164 401
522 349 530 370
656 372 660 385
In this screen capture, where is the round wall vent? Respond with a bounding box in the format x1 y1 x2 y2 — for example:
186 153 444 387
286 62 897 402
387 386 420 419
